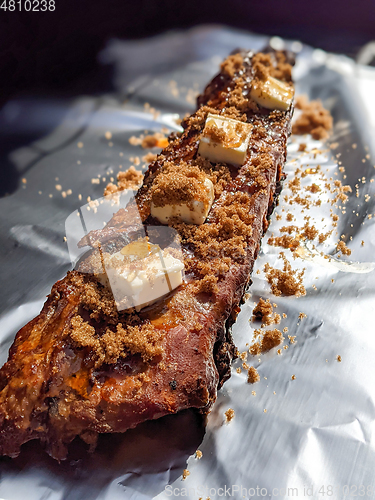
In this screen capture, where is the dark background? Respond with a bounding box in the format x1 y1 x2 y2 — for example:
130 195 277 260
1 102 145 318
1 0 375 105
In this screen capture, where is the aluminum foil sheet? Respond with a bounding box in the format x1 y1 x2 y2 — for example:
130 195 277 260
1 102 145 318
0 25 375 500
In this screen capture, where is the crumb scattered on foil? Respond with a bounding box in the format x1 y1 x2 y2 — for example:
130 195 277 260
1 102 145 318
225 408 235 423
104 166 143 196
292 95 333 139
129 132 168 149
247 366 260 384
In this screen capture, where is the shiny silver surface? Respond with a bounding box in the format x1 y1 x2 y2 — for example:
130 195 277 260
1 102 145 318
0 26 374 500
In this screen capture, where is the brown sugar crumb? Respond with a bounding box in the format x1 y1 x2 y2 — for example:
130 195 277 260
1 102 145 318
286 212 294 222
306 183 321 193
142 152 158 163
292 95 333 140
203 115 251 147
268 234 300 251
195 450 203 459
240 351 248 361
291 374 296 380
252 298 281 326
142 133 168 149
298 312 307 320
261 329 284 352
129 135 143 146
337 355 342 362
250 329 284 355
247 366 260 384
220 53 243 78
150 161 209 208
104 166 143 196
173 188 255 284
264 253 306 297
298 143 307 152
337 240 351 256
182 469 190 480
129 156 140 166
253 298 273 323
69 310 163 368
361 240 365 246
129 132 168 149
225 408 235 423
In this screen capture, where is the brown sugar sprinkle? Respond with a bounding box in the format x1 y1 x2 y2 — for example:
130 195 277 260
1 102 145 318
291 375 296 380
150 161 210 208
292 95 333 140
172 187 255 282
195 450 203 459
129 132 168 149
253 298 273 323
204 116 251 147
247 366 260 384
182 469 190 480
286 212 294 222
240 351 248 361
69 315 163 368
142 152 158 163
104 166 143 196
252 51 292 82
142 133 168 149
298 312 307 320
225 408 235 423
337 355 342 362
249 329 284 355
306 183 321 193
264 253 306 297
298 143 307 152
130 156 141 166
336 240 351 256
252 298 281 326
268 234 300 251
220 53 243 78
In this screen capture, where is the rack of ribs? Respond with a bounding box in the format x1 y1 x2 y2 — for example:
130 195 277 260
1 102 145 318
0 49 295 460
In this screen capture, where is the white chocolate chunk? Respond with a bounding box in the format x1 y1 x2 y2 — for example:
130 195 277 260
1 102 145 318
99 239 184 312
151 177 214 225
250 76 294 111
198 114 252 166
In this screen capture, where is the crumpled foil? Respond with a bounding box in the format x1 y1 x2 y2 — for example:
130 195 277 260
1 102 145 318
0 25 375 500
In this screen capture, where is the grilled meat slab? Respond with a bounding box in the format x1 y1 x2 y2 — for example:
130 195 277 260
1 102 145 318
0 49 294 460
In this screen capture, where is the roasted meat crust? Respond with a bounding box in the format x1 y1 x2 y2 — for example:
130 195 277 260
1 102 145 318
0 49 294 460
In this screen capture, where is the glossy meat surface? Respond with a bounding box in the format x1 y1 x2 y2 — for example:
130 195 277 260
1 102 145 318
0 50 294 460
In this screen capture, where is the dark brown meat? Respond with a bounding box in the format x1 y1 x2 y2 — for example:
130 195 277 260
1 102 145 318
0 49 294 460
